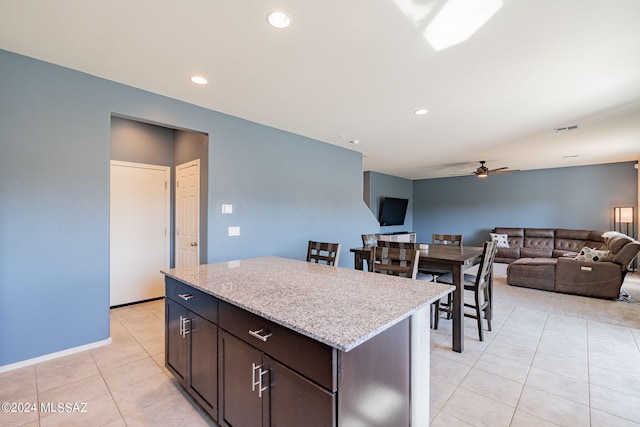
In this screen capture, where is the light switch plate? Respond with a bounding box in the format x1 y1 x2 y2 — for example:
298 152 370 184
222 204 233 214
228 226 240 237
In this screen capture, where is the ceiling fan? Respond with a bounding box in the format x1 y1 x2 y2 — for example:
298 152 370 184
473 161 519 178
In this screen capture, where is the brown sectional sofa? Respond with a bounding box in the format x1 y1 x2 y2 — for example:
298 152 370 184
492 227 640 299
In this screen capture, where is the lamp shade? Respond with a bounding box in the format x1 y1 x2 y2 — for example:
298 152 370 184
620 207 634 223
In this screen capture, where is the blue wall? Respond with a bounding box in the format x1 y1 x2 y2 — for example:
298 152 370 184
413 162 638 246
0 50 377 366
364 171 413 234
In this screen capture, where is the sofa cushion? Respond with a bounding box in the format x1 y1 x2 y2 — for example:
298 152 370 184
523 229 554 252
556 229 592 240
525 228 555 238
608 236 632 254
521 247 553 258
553 249 578 258
493 228 523 245
611 241 640 267
574 246 612 262
555 239 586 253
507 258 556 291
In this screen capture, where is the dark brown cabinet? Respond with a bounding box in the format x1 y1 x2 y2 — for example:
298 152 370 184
218 330 335 427
165 279 218 420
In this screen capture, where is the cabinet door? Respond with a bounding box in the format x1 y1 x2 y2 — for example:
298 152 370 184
165 298 187 383
188 312 218 419
219 331 263 427
264 356 335 427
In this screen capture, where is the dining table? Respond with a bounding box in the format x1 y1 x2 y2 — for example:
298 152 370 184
350 244 485 353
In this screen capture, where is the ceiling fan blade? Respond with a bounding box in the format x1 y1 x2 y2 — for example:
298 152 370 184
488 166 508 172
492 169 520 174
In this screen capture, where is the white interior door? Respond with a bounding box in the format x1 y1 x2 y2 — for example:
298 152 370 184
175 159 200 267
110 161 170 306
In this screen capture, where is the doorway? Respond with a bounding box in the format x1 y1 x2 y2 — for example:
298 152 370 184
109 116 208 306
110 161 170 306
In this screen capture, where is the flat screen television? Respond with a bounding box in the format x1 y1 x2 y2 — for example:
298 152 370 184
378 197 409 226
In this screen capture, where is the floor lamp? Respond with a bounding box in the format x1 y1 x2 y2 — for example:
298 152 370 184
614 207 636 270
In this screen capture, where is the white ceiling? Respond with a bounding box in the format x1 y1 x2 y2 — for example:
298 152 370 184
1 0 639 179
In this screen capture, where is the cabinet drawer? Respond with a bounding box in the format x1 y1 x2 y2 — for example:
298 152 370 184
219 301 336 392
166 278 219 324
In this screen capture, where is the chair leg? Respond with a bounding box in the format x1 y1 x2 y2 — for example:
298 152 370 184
476 302 484 341
431 300 440 330
446 293 453 320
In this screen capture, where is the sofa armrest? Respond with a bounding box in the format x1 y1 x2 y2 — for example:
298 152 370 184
555 257 622 299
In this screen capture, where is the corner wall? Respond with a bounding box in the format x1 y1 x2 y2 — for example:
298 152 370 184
412 162 638 246
364 171 413 234
0 50 377 367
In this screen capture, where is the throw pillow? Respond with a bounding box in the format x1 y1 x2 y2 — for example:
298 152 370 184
574 246 612 262
490 233 509 248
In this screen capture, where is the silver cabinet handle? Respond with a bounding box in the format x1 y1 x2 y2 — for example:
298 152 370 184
252 363 260 392
179 315 191 337
251 363 269 398
248 328 273 342
178 293 194 301
182 318 191 336
259 368 269 398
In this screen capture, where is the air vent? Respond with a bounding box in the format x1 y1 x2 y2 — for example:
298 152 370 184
554 124 580 133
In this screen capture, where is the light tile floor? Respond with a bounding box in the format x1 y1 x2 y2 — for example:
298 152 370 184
1 294 640 426
0 299 215 427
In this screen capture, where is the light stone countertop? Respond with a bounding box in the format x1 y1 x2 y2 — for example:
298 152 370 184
162 256 454 352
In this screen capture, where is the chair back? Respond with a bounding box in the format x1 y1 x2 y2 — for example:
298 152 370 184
378 241 419 249
475 240 498 290
361 233 380 246
369 246 419 279
432 234 463 246
307 241 341 266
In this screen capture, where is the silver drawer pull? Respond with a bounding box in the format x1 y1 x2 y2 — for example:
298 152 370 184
248 328 273 342
178 293 194 301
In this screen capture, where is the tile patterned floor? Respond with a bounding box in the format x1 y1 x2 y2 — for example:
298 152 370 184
2 292 640 426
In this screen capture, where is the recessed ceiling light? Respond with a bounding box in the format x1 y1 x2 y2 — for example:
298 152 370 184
349 140 360 144
414 109 429 115
267 11 291 29
190 75 208 85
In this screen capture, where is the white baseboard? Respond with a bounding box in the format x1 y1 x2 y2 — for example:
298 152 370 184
0 337 112 373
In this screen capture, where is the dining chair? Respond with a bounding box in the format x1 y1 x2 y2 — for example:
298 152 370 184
421 234 464 328
369 246 419 279
435 240 498 341
306 241 341 266
361 233 380 246
432 234 464 246
378 241 419 249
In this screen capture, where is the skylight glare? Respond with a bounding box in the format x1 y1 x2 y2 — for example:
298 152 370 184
424 0 503 51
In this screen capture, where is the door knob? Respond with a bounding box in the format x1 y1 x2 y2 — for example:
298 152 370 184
190 242 198 247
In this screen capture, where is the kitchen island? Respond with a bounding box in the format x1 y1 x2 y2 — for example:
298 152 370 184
162 256 453 426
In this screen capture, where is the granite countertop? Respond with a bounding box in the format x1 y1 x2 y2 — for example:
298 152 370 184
162 256 454 352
